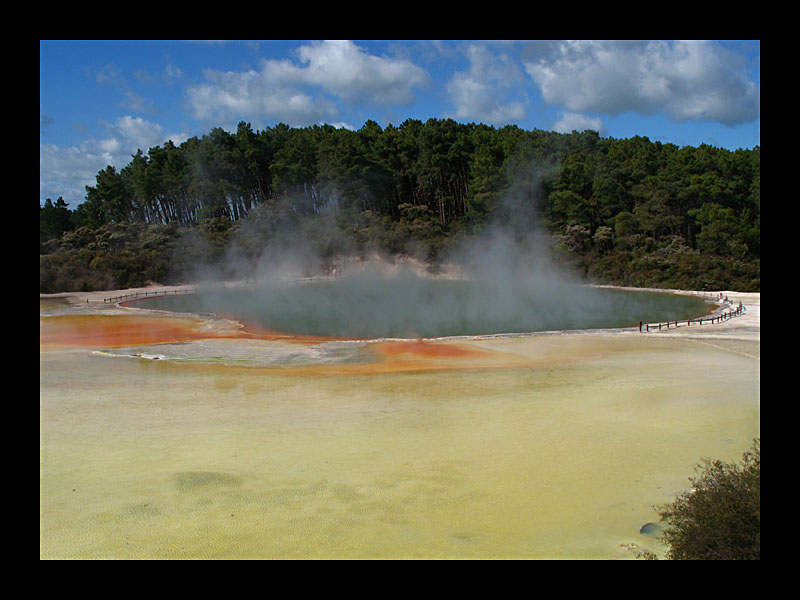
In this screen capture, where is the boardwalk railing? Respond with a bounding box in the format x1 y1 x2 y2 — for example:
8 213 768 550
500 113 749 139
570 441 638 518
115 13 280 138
104 287 198 304
639 300 746 332
102 277 333 304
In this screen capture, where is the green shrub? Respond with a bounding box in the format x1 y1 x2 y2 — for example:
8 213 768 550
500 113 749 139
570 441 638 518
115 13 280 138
646 439 760 560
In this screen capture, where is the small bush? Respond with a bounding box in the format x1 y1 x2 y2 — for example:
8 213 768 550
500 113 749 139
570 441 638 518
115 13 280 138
645 439 760 560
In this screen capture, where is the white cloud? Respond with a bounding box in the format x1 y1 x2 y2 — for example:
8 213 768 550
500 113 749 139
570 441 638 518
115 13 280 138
525 40 759 125
187 40 430 126
40 142 116 205
188 70 338 126
326 122 357 131
552 111 606 135
446 44 527 125
286 40 430 104
111 115 187 151
40 116 189 205
96 137 123 155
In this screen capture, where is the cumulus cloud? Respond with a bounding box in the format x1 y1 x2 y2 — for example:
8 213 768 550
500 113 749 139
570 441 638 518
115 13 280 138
552 111 606 135
446 44 527 125
188 69 338 126
110 115 187 151
40 141 117 205
187 40 430 126
279 40 430 104
524 40 759 125
40 116 189 205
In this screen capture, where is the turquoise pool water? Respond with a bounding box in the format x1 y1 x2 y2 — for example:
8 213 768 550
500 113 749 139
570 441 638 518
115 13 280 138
132 276 711 339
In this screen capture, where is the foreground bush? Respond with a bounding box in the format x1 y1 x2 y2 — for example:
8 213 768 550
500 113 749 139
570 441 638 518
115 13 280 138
645 439 760 560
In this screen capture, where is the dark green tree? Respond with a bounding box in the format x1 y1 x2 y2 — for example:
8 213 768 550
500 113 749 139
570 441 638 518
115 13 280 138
40 121 760 293
83 165 135 224
40 197 74 248
690 202 749 258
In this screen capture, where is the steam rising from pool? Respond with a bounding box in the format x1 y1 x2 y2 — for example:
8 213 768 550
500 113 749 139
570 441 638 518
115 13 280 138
137 264 708 339
150 169 709 339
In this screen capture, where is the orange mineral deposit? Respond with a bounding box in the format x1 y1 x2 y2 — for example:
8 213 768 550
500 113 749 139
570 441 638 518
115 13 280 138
39 314 235 349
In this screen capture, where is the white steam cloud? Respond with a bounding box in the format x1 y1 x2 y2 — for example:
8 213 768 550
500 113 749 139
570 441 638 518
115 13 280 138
165 159 705 339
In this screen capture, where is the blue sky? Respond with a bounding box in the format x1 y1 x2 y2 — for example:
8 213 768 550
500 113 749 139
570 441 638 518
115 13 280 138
40 40 760 207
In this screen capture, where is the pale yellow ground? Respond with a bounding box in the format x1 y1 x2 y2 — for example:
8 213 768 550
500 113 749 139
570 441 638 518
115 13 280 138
40 285 759 559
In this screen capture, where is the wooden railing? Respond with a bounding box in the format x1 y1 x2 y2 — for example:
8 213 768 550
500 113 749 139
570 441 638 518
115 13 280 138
102 277 334 305
104 287 198 304
639 300 745 332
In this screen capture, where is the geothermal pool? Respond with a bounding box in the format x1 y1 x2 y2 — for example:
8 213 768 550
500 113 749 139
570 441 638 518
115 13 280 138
129 276 711 338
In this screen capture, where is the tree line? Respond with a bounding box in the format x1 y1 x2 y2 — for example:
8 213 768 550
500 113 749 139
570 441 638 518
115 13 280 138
40 118 760 293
